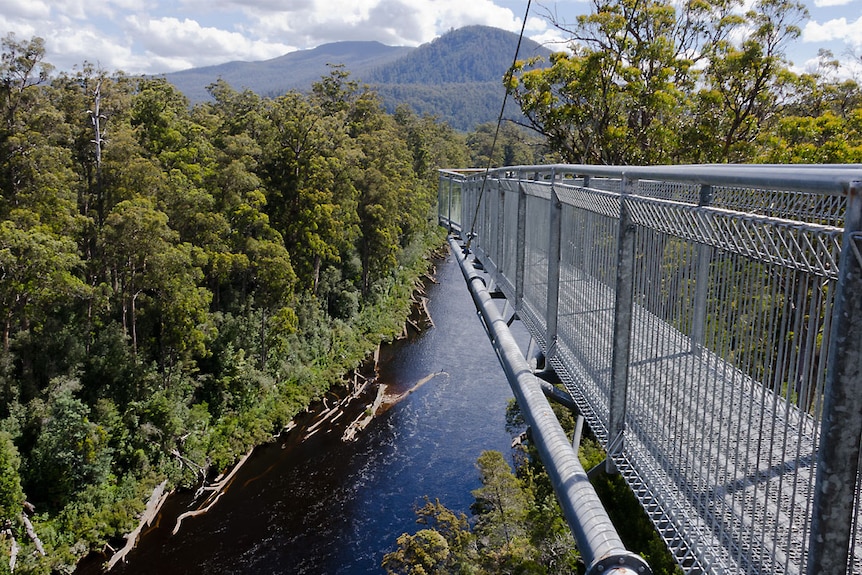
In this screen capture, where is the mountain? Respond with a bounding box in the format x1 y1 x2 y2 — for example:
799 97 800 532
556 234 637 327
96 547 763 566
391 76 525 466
162 25 553 131
367 25 549 85
163 41 412 102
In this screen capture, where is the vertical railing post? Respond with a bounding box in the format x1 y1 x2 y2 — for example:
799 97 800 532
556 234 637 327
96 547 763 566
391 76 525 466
607 176 637 471
546 171 562 360
447 176 454 231
808 180 862 575
515 172 527 310
496 178 506 282
691 184 713 355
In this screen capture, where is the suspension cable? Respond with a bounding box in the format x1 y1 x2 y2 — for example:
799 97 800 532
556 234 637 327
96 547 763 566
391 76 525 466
464 0 532 250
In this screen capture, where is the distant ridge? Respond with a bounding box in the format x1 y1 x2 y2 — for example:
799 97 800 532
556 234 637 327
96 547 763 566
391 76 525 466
163 41 411 102
162 25 553 131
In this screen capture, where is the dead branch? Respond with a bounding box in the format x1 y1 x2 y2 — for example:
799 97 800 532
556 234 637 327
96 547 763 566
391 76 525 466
106 480 169 570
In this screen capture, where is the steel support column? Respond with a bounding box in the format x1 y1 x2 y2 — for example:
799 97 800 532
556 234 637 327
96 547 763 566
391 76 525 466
515 176 527 309
691 185 713 355
808 180 862 575
608 177 637 466
546 173 562 360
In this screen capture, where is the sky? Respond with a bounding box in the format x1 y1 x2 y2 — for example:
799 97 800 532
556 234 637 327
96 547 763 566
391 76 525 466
0 0 860 78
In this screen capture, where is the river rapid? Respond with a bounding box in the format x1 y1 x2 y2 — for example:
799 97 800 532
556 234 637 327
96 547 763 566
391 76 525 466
94 246 523 575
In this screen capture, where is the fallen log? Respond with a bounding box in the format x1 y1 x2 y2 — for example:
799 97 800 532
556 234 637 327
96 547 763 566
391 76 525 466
2 528 17 573
169 446 255 536
9 531 17 573
342 384 388 442
106 480 169 570
419 296 435 328
382 371 449 406
21 513 44 556
194 447 254 499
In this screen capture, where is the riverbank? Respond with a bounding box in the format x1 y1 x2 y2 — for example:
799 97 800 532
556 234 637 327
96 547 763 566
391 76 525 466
77 243 518 575
73 239 447 574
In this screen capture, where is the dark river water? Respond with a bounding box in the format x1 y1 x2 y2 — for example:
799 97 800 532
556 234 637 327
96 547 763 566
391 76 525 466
94 247 522 575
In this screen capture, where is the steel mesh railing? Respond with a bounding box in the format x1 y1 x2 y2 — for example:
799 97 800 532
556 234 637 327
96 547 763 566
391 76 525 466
440 164 862 575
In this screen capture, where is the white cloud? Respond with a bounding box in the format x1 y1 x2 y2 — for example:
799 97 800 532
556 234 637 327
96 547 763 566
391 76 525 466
124 15 293 71
48 27 136 72
812 0 854 6
1 0 850 77
0 0 51 20
803 16 862 48
244 0 523 49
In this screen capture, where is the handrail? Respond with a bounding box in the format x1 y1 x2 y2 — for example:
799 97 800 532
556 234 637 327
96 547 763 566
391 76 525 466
470 163 862 195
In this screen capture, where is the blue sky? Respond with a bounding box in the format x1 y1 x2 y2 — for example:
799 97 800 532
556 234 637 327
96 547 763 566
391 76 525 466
0 0 859 77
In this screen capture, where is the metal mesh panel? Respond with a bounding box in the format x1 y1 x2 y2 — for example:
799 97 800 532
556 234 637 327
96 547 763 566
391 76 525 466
622 210 834 573
523 193 550 336
711 186 846 227
555 197 620 437
599 178 846 227
626 197 843 279
438 178 448 221
451 181 463 229
637 180 700 203
497 182 520 299
522 180 553 201
555 181 622 220
587 177 624 193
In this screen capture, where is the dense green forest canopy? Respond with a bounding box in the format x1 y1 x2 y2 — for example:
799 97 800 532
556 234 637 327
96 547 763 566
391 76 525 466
0 33 519 573
506 0 862 164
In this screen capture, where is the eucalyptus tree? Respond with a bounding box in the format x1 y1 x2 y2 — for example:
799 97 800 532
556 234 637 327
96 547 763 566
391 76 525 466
507 0 807 164
100 197 210 373
353 110 416 295
687 0 808 162
756 52 862 163
0 431 23 525
261 90 358 294
508 0 701 164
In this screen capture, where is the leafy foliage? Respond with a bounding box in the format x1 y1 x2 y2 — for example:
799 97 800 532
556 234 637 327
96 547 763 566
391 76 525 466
503 0 861 166
0 35 475 572
386 399 683 575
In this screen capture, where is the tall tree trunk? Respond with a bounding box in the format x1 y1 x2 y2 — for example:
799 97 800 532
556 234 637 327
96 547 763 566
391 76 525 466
259 307 267 371
313 254 322 294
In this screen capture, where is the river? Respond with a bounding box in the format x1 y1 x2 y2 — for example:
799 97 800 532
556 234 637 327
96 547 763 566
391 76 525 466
96 246 523 575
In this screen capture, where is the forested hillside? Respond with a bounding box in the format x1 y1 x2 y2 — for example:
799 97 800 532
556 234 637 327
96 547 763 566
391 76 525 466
367 26 549 85
0 34 473 573
164 26 552 131
164 41 412 103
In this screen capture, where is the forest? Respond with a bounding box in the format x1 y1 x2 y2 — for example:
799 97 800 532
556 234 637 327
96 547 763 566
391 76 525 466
0 33 545 573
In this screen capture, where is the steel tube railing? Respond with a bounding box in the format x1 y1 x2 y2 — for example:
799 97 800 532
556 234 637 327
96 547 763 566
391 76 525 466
449 235 651 575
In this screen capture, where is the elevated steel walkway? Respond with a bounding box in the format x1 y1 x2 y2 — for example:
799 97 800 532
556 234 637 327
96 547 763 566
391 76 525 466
439 164 862 575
